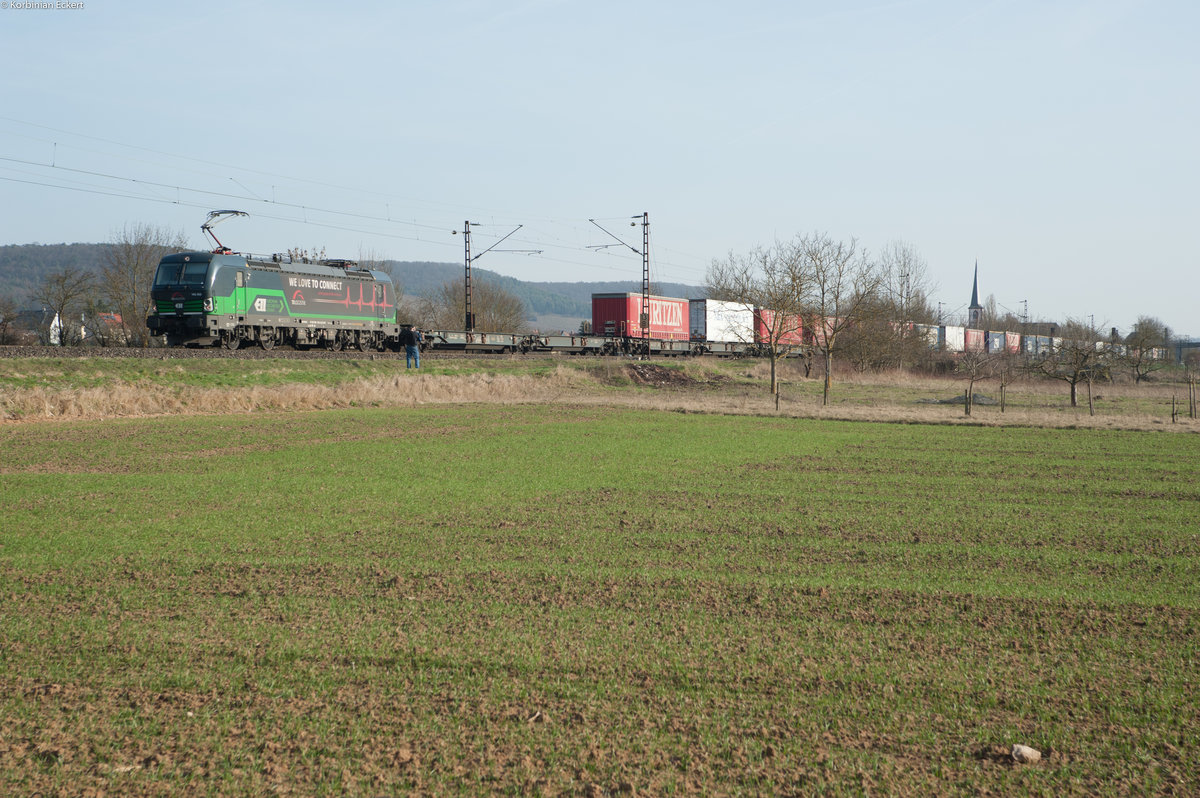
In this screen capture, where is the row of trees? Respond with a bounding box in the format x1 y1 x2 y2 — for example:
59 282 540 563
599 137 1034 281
707 233 935 403
954 315 1179 415
12 224 190 347
708 232 1184 407
407 280 528 332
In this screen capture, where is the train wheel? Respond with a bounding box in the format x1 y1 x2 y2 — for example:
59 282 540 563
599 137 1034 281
357 332 372 352
326 334 344 352
221 331 240 350
259 328 276 351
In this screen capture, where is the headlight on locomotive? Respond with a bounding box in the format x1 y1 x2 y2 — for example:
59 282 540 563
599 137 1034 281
203 298 214 312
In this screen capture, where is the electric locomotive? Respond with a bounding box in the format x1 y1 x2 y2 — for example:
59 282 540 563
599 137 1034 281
147 211 398 350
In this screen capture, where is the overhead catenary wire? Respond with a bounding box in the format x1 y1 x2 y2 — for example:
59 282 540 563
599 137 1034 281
2 118 713 283
0 172 705 285
0 155 451 236
0 115 472 212
1 165 706 286
0 117 713 286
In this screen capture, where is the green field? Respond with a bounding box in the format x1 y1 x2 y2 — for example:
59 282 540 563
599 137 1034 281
1 393 1198 794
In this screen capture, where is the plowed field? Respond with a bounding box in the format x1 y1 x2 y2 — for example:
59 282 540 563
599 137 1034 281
1 405 1196 795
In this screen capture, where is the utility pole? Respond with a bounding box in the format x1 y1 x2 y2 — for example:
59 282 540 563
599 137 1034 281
462 221 474 332
454 222 529 333
640 212 650 356
588 213 651 355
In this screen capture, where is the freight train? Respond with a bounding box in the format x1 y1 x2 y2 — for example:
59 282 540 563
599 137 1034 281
147 213 1165 362
420 293 1168 363
149 263 1168 365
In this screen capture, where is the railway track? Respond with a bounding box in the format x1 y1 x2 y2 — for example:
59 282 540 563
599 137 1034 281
0 345 552 362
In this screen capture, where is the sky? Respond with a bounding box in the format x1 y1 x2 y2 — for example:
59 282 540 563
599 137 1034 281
1 0 1196 336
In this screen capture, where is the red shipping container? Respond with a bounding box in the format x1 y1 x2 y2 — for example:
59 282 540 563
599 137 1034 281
592 293 690 340
965 328 985 352
753 308 804 345
1005 331 1021 354
805 315 837 347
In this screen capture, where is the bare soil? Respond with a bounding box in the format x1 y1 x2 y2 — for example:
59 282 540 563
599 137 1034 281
3 566 1193 795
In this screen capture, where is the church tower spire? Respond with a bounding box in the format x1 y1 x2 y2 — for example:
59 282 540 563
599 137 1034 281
968 260 983 328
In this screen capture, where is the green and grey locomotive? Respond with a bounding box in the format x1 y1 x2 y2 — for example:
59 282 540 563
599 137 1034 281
147 212 397 350
147 251 397 350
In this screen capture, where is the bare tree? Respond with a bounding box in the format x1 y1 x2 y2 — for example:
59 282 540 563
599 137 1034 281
418 279 527 332
995 351 1021 412
358 246 402 289
1122 315 1171 383
395 295 425 327
1029 318 1111 411
954 350 998 416
1186 363 1198 420
82 298 118 347
878 241 936 369
706 244 808 396
102 223 189 347
797 233 884 405
34 268 94 346
0 295 17 345
286 246 327 263
840 316 883 373
836 280 936 374
837 299 897 373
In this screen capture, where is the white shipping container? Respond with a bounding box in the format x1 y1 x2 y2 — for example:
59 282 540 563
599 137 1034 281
914 324 940 348
939 325 965 353
689 299 755 343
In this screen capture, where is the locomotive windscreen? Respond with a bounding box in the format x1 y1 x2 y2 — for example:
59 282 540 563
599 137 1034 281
154 260 209 286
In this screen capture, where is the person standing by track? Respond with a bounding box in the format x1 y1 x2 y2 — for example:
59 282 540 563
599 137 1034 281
400 325 422 369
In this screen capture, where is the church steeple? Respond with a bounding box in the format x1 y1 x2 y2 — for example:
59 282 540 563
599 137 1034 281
968 260 983 328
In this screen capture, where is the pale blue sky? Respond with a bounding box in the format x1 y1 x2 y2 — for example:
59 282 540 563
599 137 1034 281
2 0 1196 335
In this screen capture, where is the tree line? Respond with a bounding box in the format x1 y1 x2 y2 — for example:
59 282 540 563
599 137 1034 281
707 233 939 404
707 231 1183 407
0 226 190 347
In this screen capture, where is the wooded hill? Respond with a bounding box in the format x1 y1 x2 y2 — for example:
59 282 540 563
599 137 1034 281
0 243 702 326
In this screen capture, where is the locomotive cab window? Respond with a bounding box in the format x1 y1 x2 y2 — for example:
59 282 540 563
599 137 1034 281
183 262 209 284
154 261 210 286
153 263 178 286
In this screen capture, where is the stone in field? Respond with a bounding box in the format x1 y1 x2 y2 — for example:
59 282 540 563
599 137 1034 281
1011 744 1041 764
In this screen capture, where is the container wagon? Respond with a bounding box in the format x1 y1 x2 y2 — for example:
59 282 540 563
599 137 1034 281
754 308 805 348
939 325 966 353
592 293 690 341
986 331 1006 354
965 328 985 352
914 324 940 349
689 299 755 343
